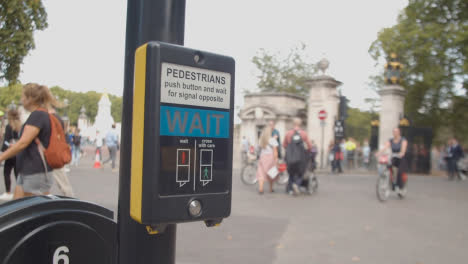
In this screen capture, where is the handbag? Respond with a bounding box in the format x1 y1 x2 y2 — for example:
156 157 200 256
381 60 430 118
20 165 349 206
267 166 279 179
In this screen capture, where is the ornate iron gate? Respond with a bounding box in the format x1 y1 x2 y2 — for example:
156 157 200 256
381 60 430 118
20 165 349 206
400 126 432 174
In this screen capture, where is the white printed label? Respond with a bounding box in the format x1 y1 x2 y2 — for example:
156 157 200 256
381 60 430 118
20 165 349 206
161 63 231 109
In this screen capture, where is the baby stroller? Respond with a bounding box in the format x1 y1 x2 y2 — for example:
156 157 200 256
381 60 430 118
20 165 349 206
457 157 468 180
300 151 319 194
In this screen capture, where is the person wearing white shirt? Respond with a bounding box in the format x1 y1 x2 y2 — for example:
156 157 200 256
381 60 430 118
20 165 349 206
95 130 104 161
103 124 119 171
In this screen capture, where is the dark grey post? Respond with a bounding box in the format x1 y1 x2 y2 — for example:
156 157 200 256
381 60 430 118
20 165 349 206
118 1 186 263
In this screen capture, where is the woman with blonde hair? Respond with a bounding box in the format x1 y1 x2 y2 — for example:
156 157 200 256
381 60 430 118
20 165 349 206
256 125 279 194
0 83 60 199
0 109 22 200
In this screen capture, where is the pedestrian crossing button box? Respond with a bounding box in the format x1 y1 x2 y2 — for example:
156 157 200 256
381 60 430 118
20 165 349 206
130 41 234 226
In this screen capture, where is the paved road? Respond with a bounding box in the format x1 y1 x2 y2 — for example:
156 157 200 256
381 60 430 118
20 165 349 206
1 157 467 264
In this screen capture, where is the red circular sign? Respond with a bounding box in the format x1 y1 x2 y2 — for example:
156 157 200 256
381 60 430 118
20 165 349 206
318 110 327 120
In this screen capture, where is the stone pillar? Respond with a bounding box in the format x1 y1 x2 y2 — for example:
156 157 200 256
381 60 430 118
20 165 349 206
306 59 342 168
378 84 405 149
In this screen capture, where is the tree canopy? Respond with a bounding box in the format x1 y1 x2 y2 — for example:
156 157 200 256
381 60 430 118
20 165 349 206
251 44 317 96
252 45 376 143
345 107 377 144
0 0 48 84
0 84 122 125
369 0 468 144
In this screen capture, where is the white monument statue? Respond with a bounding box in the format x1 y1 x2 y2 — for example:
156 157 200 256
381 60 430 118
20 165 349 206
93 93 115 136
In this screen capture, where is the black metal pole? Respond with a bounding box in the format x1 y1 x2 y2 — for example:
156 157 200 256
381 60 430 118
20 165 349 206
320 122 324 169
118 1 186 264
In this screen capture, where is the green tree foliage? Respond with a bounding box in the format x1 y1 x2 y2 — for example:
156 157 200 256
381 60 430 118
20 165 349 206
50 86 101 125
252 45 374 142
109 94 122 123
0 0 48 83
345 108 375 143
252 44 317 96
441 96 468 146
0 83 22 107
0 85 123 125
369 0 468 142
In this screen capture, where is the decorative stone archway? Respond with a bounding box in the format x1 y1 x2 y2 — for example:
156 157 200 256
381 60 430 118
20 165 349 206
238 92 306 154
240 104 278 141
236 59 342 168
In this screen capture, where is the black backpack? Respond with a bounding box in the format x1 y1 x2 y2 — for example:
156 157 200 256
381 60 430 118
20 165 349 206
73 135 81 146
285 130 306 167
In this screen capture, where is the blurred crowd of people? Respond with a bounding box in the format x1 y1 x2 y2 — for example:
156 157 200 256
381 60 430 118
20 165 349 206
63 123 119 172
242 118 317 196
433 138 466 181
327 138 371 173
242 119 467 189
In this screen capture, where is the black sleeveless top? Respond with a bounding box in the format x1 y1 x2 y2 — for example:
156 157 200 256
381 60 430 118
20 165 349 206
389 137 406 153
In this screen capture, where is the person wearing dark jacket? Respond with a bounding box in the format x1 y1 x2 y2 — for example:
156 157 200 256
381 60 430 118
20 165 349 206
448 138 465 181
269 120 282 159
283 118 312 195
0 110 21 200
332 142 343 173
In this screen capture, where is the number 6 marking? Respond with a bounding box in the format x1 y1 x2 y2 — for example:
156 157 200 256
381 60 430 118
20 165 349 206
53 246 70 264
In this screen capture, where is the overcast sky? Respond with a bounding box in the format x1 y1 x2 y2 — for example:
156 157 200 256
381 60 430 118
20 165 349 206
18 0 407 110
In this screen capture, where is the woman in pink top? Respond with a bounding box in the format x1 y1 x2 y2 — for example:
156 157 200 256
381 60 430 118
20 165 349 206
256 126 279 194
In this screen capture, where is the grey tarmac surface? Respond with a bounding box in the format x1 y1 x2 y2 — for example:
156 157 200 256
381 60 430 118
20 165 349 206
1 157 467 264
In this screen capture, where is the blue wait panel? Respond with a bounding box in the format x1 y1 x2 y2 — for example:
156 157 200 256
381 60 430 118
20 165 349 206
160 106 229 138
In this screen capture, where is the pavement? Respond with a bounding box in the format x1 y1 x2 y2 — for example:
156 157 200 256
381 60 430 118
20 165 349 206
1 155 468 264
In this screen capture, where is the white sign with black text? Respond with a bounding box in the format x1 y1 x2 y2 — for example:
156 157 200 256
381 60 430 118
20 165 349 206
160 63 231 109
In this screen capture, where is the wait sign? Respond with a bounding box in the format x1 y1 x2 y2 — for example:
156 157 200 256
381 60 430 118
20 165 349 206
130 42 234 226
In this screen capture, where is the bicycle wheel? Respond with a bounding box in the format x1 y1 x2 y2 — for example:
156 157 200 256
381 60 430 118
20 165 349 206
376 169 390 202
459 170 467 181
309 173 318 193
241 163 257 185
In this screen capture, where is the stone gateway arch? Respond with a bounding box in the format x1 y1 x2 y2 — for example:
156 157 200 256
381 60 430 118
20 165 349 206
238 59 341 169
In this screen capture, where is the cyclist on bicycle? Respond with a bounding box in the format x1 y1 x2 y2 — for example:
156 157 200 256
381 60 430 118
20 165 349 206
377 127 408 195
